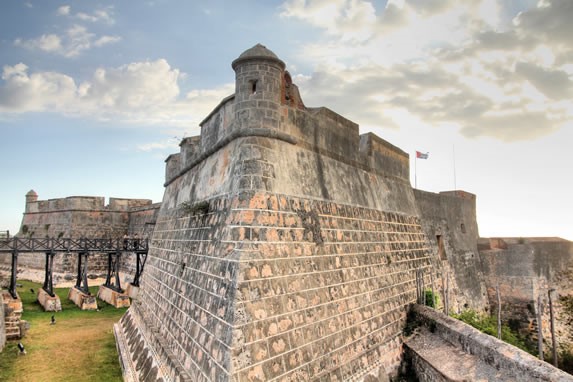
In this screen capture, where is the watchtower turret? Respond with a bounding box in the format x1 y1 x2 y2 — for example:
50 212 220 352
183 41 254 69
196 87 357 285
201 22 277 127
231 43 285 130
25 189 38 213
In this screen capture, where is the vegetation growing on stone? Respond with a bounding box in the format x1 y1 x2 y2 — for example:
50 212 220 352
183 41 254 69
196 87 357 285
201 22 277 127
180 200 209 215
452 309 535 354
425 289 439 308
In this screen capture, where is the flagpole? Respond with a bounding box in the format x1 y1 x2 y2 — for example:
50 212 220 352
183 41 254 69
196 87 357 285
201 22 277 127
415 154 417 189
453 144 457 190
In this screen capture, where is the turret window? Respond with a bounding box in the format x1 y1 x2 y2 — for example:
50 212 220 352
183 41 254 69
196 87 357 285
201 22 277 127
250 80 258 94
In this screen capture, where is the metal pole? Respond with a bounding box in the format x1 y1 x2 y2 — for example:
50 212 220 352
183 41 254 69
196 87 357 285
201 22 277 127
114 252 122 292
453 144 457 190
75 252 82 289
537 295 544 361
133 252 141 287
415 155 417 189
496 285 502 339
9 250 18 299
548 288 558 367
444 272 449 315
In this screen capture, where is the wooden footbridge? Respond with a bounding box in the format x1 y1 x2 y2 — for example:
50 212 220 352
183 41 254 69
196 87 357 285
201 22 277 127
0 235 148 300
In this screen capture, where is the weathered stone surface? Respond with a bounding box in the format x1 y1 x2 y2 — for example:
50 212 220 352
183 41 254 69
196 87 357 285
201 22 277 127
2 291 23 340
68 287 98 310
479 237 573 358
115 44 444 381
37 288 62 312
405 304 573 382
414 189 489 313
97 285 131 308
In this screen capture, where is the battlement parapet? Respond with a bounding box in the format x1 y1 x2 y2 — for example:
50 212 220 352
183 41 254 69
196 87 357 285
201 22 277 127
166 50 410 185
440 190 476 201
26 195 152 213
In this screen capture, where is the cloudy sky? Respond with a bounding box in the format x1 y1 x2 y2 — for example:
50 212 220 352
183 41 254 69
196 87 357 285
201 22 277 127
0 0 571 240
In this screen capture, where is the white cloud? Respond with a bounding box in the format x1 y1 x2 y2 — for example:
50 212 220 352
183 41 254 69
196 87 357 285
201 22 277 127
57 5 115 24
0 63 77 112
57 5 71 15
279 0 573 142
14 34 63 53
137 139 181 152
280 0 377 42
0 60 234 130
14 25 120 57
94 35 122 47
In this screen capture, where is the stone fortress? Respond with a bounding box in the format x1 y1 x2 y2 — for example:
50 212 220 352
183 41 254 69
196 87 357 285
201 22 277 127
2 44 573 381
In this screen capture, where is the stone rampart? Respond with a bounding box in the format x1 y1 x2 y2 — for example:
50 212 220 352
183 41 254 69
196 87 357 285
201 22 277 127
116 44 440 382
479 237 573 354
414 189 488 313
405 304 573 381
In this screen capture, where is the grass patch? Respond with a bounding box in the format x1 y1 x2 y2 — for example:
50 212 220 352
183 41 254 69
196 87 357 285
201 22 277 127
451 309 535 354
0 280 127 382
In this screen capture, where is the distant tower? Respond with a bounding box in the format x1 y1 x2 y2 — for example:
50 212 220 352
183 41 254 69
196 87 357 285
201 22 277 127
231 43 285 130
25 189 38 213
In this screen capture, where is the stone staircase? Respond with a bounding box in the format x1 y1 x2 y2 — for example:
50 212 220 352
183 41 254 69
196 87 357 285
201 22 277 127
2 291 23 340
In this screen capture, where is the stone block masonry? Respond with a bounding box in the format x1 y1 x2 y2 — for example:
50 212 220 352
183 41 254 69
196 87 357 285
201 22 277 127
115 44 444 381
119 191 432 381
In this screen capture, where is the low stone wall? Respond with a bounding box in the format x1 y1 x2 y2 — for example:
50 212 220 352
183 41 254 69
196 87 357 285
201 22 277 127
405 304 573 381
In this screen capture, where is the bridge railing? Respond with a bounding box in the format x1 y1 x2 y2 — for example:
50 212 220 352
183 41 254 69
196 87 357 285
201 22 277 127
0 237 148 253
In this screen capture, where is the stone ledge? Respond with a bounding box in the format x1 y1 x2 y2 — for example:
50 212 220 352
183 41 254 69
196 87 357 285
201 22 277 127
406 304 573 382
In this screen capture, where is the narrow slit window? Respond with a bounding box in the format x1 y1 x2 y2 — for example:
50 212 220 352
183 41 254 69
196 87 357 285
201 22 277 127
251 80 258 94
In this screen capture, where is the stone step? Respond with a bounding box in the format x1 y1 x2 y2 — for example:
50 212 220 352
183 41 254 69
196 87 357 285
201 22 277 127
6 328 20 339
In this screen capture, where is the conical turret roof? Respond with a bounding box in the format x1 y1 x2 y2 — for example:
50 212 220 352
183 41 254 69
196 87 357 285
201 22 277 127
232 43 285 70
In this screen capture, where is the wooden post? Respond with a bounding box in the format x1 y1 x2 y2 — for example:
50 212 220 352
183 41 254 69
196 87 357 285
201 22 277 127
444 273 449 315
537 295 544 361
548 288 558 367
420 269 425 305
430 270 435 308
416 270 423 304
496 285 502 339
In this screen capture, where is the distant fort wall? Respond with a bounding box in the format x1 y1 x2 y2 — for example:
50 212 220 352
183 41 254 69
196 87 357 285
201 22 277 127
479 237 573 356
0 191 160 283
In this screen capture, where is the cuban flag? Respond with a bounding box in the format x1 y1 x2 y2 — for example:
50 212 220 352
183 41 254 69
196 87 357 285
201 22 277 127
416 151 429 159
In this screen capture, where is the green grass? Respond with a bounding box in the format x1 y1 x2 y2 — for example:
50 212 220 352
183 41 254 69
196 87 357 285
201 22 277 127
0 280 127 382
451 309 535 354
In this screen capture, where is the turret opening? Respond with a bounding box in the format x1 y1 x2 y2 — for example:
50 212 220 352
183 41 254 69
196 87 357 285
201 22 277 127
250 79 258 95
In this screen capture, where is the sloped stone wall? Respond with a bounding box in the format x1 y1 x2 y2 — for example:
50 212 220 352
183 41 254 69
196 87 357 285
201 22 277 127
117 130 437 381
115 44 440 382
